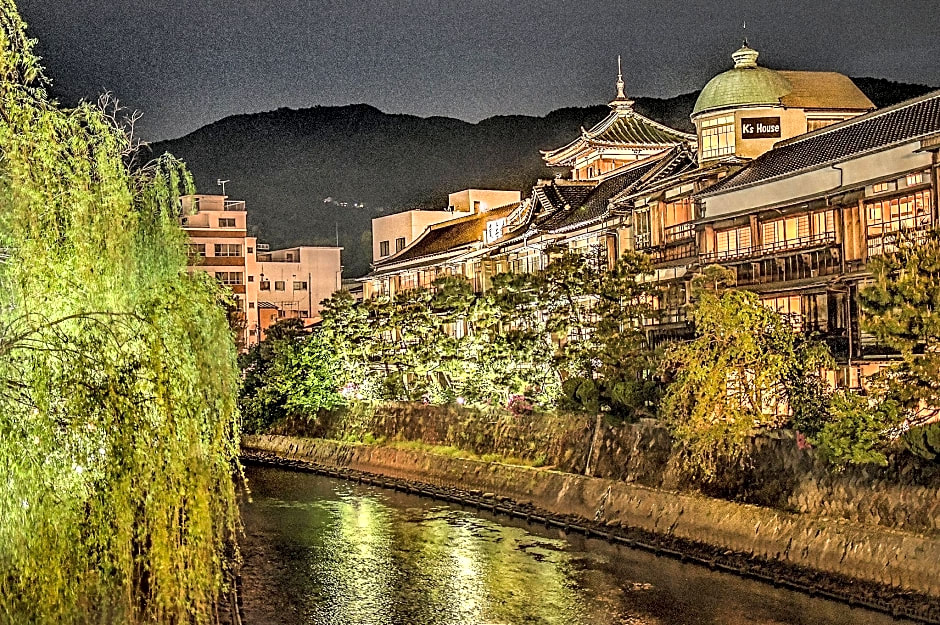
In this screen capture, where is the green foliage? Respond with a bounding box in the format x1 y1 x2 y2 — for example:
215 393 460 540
859 230 940 425
811 392 902 466
904 422 940 461
526 246 660 417
0 3 240 622
239 321 344 433
320 273 560 408
659 266 833 478
313 249 661 417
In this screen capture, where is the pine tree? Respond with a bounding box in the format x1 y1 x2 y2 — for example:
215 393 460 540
858 230 940 452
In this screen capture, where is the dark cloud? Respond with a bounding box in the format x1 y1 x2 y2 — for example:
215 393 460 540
18 0 940 140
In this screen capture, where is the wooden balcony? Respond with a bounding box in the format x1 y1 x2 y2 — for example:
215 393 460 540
866 222 935 257
663 222 695 244
731 245 842 288
700 232 837 264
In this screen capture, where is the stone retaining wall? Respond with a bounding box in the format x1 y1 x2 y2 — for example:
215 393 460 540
243 434 940 599
279 402 940 534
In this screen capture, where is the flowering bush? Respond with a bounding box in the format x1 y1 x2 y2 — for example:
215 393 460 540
506 394 534 417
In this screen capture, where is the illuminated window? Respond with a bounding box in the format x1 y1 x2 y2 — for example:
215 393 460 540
214 271 243 285
761 295 803 327
700 115 735 159
906 172 926 186
761 211 833 250
867 190 931 235
871 181 897 194
187 243 206 257
293 281 307 291
214 243 242 257
274 281 285 291
259 280 270 291
395 237 406 252
715 226 751 258
218 217 236 228
634 209 652 249
663 197 692 228
379 240 390 257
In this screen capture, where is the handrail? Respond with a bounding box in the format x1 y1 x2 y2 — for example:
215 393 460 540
701 232 836 263
663 222 695 243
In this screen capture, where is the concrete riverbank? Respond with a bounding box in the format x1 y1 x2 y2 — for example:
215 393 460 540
242 434 940 623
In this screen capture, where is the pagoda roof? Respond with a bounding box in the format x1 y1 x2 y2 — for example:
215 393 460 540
542 102 695 167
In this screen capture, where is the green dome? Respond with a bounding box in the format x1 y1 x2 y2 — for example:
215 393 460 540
692 45 793 117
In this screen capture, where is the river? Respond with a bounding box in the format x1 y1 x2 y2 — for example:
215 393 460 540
239 465 913 625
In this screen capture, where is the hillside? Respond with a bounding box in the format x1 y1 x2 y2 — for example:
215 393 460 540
153 80 934 277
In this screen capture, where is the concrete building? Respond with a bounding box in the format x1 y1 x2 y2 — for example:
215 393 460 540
180 194 342 348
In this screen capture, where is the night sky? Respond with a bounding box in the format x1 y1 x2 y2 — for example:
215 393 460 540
17 0 940 141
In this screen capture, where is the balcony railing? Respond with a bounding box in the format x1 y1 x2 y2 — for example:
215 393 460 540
701 231 836 264
867 222 935 257
663 222 695 244
224 200 246 212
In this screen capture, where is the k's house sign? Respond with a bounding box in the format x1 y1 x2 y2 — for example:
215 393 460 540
741 117 781 139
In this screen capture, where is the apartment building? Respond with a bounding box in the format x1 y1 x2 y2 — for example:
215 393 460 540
180 194 342 348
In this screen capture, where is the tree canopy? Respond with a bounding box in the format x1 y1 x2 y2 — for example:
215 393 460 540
0 2 241 622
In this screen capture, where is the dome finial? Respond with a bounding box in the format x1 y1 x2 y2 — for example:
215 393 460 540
742 20 748 48
732 40 759 69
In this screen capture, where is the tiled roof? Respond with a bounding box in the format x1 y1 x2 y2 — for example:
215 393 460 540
532 182 596 221
374 202 519 268
543 104 695 165
703 91 940 195
608 148 701 207
589 111 695 146
777 71 874 111
541 160 661 232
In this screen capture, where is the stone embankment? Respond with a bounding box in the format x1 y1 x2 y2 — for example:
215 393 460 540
242 434 940 624
276 402 940 534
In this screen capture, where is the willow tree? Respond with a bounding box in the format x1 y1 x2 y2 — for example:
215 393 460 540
0 4 240 624
659 266 832 478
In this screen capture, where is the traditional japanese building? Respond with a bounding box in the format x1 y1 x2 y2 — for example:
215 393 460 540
541 59 695 181
696 90 940 385
364 199 521 298
353 46 940 397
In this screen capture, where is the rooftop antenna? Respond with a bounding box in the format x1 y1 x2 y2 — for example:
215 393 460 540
335 222 339 246
217 179 230 196
742 20 749 47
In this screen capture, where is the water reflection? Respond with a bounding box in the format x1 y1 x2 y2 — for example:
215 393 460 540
239 466 912 625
